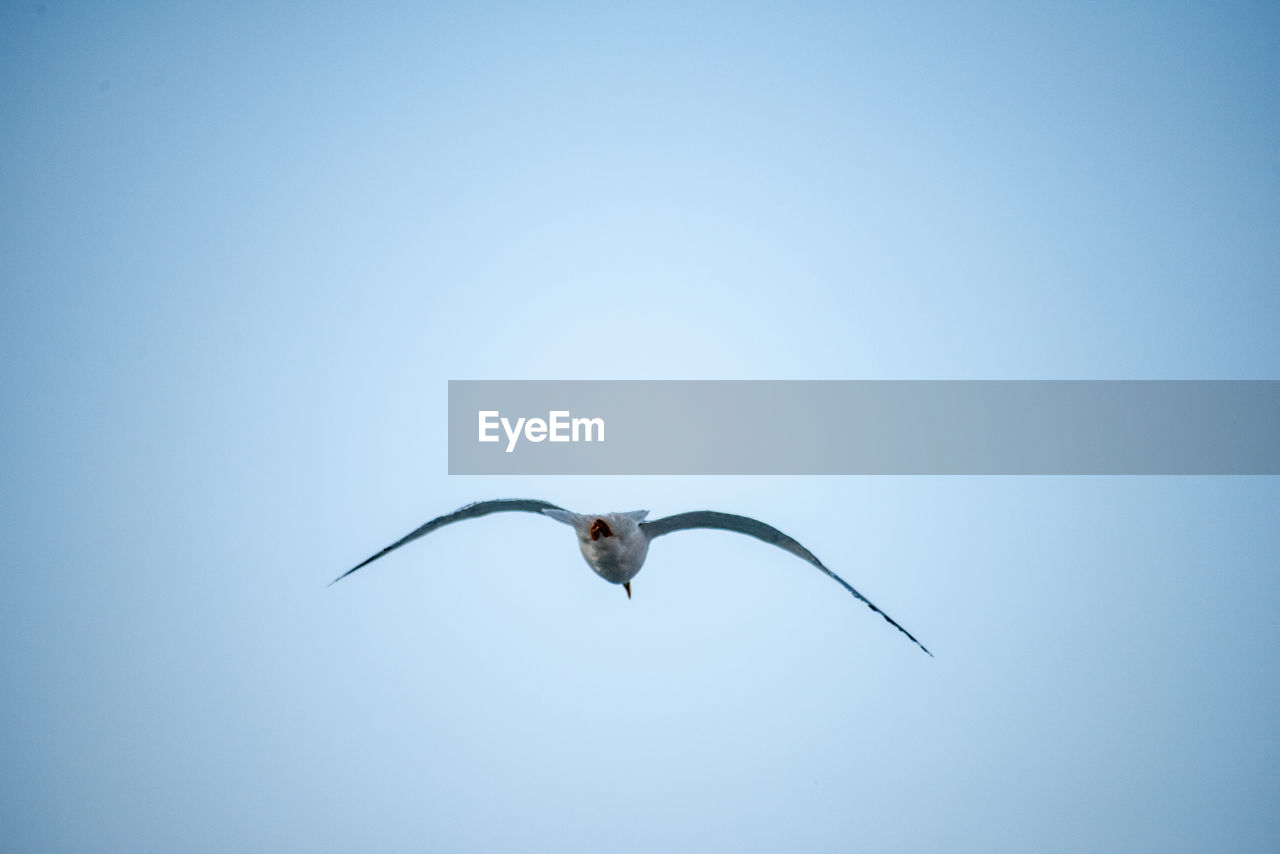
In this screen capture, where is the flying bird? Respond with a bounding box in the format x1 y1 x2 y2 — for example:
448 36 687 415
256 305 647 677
333 499 931 656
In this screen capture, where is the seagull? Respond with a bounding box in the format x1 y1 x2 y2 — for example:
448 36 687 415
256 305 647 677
332 499 931 656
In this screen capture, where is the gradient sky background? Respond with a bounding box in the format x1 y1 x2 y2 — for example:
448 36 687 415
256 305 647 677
2 2 1278 851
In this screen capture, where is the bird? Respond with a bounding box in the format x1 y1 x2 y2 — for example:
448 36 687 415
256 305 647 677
332 498 931 656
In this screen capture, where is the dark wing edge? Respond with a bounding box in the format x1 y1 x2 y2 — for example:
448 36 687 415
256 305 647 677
641 511 932 656
329 498 566 586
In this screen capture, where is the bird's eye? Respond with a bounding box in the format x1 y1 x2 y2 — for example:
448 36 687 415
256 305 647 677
589 518 613 540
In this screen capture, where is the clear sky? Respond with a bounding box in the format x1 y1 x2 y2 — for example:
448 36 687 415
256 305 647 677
2 2 1278 851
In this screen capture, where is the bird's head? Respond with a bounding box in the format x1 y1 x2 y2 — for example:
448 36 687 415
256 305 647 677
589 517 611 540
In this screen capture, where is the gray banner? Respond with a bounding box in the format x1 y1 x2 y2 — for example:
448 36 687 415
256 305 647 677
447 381 1280 474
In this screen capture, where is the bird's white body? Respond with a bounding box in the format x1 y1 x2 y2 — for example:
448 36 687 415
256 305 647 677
543 508 650 584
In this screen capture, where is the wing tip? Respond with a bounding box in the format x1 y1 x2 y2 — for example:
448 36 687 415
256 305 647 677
901 629 933 657
328 553 380 587
327 568 355 587
894 622 933 657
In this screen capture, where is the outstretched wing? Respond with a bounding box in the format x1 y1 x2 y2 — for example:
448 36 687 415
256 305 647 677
331 498 566 586
641 511 932 656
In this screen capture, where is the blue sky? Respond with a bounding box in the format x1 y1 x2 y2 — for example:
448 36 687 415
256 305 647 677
2 3 1278 851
